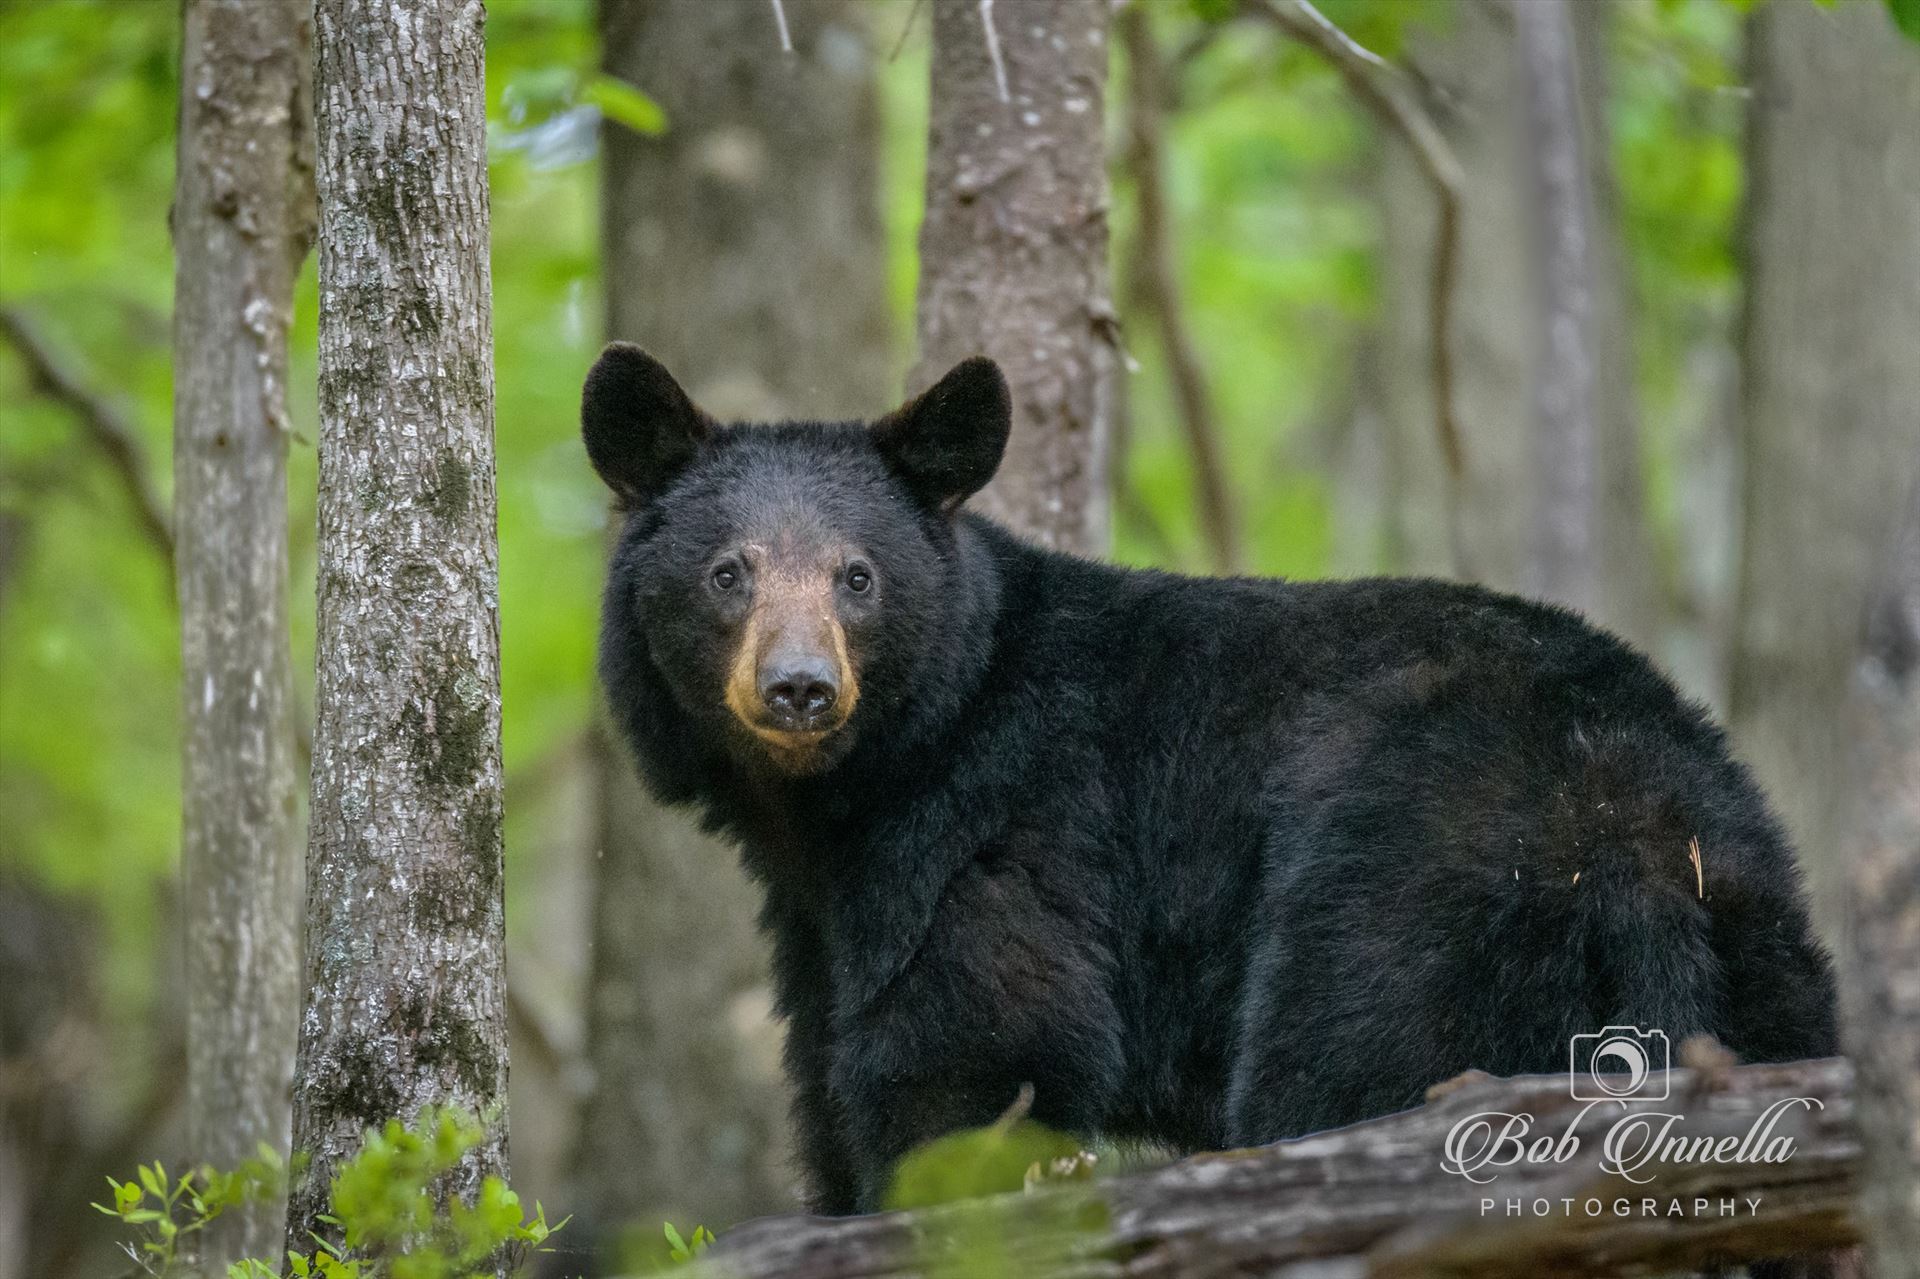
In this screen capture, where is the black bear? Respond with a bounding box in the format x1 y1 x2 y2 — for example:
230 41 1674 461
582 343 1836 1215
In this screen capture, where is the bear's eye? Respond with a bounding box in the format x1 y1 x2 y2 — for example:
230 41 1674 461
711 565 739 591
846 565 872 594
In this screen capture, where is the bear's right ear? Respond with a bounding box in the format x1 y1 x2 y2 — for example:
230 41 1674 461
582 343 710 505
871 356 1011 513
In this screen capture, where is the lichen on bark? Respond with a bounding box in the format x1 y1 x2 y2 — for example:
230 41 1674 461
286 0 508 1264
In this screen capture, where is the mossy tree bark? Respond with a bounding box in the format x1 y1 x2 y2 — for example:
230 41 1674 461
1727 0 1920 886
910 0 1117 558
171 0 313 1268
577 0 895 1240
286 0 507 1261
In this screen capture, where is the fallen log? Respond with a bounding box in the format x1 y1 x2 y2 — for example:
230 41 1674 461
673 1057 1857 1278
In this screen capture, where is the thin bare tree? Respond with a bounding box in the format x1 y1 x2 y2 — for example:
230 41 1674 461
1515 0 1600 616
171 0 314 1267
1356 0 1654 654
286 0 507 1261
1118 4 1241 574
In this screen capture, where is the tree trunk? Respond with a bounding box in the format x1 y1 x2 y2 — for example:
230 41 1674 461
1838 484 1920 1276
1516 0 1601 616
171 0 313 1268
577 0 895 1242
1369 0 1654 651
1570 0 1659 651
287 0 507 1260
911 0 1116 558
1727 0 1920 888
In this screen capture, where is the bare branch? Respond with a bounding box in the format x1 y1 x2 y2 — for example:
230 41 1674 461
769 0 793 54
665 1058 1857 1279
1291 0 1390 72
0 305 315 769
889 0 926 61
979 0 1011 103
0 305 174 571
1119 5 1241 573
1245 0 1470 576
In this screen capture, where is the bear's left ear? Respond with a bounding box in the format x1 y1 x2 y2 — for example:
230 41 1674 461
582 343 711 505
871 357 1011 512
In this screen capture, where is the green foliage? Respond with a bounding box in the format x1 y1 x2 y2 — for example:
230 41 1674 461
1187 0 1240 24
881 1103 1109 1279
582 74 667 136
94 1110 565 1279
94 1147 288 1278
660 1222 714 1263
885 1111 1089 1212
1110 3 1371 576
1889 0 1920 42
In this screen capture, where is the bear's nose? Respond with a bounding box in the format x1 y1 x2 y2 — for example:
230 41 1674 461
759 660 838 729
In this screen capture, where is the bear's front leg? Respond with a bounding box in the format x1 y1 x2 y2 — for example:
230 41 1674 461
785 1010 861 1214
826 855 1123 1212
835 1066 1049 1213
765 908 862 1214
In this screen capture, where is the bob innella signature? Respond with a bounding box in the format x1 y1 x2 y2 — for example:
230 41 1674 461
1442 1096 1821 1186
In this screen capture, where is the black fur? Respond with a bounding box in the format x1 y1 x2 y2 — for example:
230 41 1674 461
587 349 1837 1215
582 342 711 506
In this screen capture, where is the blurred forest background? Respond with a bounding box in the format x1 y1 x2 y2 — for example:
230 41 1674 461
3 0 1919 1274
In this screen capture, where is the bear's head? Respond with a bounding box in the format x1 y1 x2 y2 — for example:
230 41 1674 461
583 343 1010 778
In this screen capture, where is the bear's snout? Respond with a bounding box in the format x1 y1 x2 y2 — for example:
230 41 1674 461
759 654 839 730
718 567 862 770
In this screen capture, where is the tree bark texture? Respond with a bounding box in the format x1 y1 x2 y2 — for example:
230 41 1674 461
1837 489 1920 1274
1727 0 1920 887
910 0 1117 558
171 0 314 1267
665 1059 1857 1279
1516 0 1599 617
287 0 506 1258
1370 0 1654 651
1569 0 1661 661
581 0 895 1235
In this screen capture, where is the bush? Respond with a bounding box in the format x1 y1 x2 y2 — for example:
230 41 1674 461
95 1108 565 1279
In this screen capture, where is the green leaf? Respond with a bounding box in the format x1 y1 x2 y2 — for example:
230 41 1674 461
583 74 666 136
1890 0 1920 41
